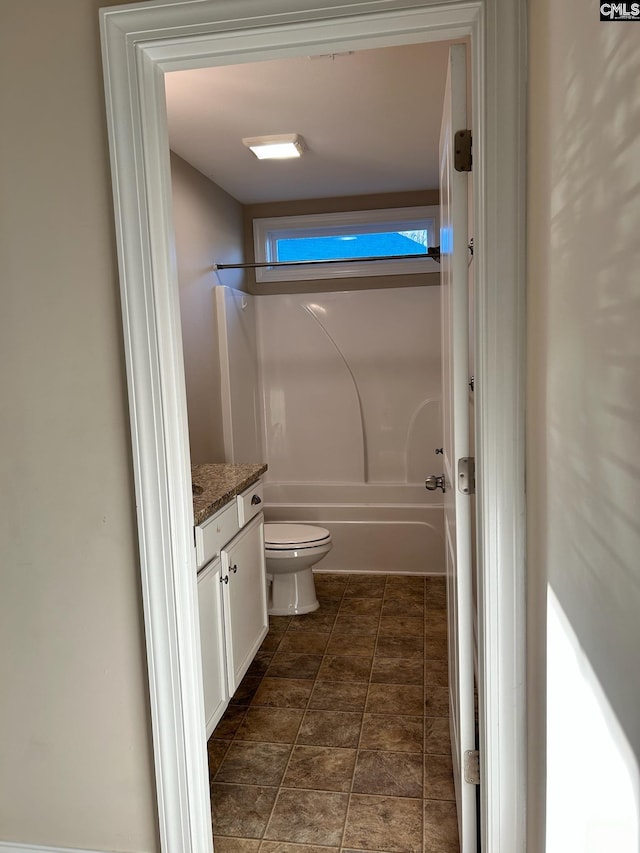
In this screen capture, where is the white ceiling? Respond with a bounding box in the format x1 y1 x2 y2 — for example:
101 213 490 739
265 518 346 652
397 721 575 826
165 41 456 205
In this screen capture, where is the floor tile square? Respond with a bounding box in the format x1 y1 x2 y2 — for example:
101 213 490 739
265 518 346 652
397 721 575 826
365 683 423 716
424 686 449 717
214 839 261 853
338 598 382 616
314 574 348 593
375 636 424 660
260 631 285 653
251 678 314 709
424 611 447 637
386 575 425 591
207 739 230 779
265 789 349 846
213 705 248 740
211 783 278 839
269 616 293 632
423 754 456 800
352 750 423 798
215 742 292 786
282 745 357 792
381 598 424 618
277 632 330 655
424 799 459 853
384 577 425 601
424 659 449 687
344 576 386 599
344 794 423 853
424 637 448 660
247 651 274 678
332 614 380 636
425 579 447 610
308 681 368 712
360 714 423 753
287 611 337 633
298 709 363 747
424 717 451 755
230 675 263 706
326 634 376 657
265 653 323 680
370 657 423 685
261 843 336 853
235 707 303 743
315 597 341 613
317 655 373 682
378 616 424 638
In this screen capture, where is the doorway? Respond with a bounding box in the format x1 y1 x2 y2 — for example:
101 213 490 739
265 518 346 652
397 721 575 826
99 2 527 852
167 40 463 852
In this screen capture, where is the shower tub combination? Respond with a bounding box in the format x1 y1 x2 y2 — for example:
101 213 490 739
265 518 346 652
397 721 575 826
215 286 446 577
264 482 445 576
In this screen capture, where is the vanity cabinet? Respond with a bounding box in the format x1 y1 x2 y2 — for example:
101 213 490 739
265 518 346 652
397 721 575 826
197 557 228 734
221 514 268 695
196 479 267 737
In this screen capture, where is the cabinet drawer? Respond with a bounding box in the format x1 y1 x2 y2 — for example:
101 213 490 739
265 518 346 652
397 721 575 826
237 481 264 527
195 501 239 568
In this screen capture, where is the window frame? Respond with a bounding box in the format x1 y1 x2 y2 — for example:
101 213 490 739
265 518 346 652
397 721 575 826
252 205 440 283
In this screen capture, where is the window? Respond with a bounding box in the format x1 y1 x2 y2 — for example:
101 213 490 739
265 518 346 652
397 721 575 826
253 206 439 283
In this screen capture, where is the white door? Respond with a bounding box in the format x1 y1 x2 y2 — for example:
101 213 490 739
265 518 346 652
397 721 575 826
439 44 477 853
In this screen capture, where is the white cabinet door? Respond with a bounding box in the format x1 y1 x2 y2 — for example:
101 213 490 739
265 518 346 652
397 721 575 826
221 514 268 695
197 557 229 738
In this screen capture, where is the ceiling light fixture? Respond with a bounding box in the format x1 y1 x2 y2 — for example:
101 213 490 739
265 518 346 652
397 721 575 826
242 133 305 160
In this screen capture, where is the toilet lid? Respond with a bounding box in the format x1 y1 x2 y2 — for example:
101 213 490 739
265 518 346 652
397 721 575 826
264 523 331 548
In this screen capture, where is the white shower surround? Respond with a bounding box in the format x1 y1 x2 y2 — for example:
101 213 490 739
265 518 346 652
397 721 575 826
256 288 442 478
249 286 445 574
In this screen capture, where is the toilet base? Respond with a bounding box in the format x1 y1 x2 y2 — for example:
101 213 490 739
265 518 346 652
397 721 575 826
268 567 320 616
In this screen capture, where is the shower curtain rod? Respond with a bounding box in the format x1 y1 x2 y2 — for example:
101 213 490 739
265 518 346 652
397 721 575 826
212 247 441 271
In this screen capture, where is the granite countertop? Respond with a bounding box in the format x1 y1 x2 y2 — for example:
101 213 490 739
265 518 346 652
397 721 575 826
191 462 267 525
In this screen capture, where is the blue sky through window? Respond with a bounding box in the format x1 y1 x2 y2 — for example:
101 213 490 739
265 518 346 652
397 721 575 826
276 230 429 262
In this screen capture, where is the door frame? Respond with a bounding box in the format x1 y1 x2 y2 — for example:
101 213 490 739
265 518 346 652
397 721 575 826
99 2 527 852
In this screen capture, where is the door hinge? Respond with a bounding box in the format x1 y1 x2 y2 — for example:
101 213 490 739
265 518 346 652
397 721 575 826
458 457 475 495
464 750 481 785
454 129 472 172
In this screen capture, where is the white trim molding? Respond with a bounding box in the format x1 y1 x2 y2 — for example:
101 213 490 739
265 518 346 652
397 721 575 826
99 2 527 853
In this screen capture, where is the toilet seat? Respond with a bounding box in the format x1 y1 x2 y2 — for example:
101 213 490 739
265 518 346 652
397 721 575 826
264 523 332 615
264 523 331 550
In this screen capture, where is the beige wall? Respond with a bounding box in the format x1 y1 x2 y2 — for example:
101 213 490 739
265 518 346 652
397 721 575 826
171 152 246 464
243 189 440 294
0 0 158 850
528 1 640 848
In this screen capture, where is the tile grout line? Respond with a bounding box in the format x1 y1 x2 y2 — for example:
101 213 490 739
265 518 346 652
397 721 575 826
259 588 331 846
262 573 354 848
337 573 384 853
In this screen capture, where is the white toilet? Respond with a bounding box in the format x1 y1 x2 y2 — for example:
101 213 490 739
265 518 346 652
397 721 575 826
264 523 333 616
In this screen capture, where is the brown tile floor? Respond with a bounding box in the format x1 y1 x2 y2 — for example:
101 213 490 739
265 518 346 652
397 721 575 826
208 574 460 853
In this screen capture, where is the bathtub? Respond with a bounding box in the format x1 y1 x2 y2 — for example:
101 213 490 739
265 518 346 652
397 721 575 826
263 483 445 576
